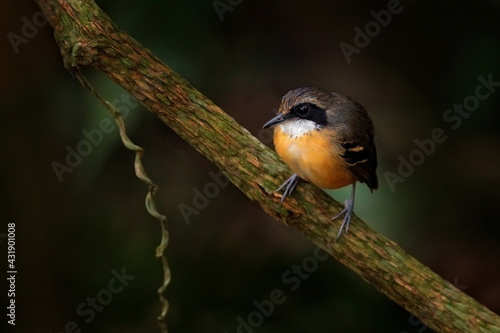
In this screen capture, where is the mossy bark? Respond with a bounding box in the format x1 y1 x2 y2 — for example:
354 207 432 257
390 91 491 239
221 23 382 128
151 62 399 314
35 0 500 332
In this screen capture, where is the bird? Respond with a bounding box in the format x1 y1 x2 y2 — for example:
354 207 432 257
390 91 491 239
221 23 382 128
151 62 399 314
263 87 378 239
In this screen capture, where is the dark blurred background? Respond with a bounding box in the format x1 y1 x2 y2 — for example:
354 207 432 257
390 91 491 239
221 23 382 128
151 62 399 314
2 0 500 332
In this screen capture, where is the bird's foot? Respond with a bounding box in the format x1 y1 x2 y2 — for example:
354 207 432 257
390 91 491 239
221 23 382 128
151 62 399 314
331 198 354 239
277 174 299 204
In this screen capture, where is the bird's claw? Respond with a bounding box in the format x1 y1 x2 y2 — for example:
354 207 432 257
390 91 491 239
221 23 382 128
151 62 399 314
277 174 299 204
332 198 354 240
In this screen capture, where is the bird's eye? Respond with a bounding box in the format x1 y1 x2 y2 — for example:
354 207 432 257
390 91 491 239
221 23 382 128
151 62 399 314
296 104 309 116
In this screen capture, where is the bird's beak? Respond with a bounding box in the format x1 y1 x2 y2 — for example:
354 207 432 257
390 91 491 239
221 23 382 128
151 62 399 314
263 114 285 129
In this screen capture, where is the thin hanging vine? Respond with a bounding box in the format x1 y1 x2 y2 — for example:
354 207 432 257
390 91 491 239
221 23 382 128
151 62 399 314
74 69 171 333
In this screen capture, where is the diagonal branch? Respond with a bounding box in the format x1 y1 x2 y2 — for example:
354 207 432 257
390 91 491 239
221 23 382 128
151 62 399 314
35 0 500 332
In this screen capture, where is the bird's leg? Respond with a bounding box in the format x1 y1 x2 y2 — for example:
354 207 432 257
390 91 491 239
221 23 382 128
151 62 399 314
332 183 356 239
277 174 299 204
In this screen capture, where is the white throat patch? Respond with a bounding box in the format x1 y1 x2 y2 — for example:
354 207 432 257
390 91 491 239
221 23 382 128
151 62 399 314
279 119 319 137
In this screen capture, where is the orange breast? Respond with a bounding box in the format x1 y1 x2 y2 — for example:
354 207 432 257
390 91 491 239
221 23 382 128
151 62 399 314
274 127 356 189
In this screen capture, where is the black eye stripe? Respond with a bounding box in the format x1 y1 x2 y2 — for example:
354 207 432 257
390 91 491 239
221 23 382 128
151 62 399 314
291 103 312 116
296 105 309 115
289 103 328 126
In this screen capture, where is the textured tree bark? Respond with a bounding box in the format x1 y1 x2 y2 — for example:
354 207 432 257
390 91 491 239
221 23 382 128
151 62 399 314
35 0 500 332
